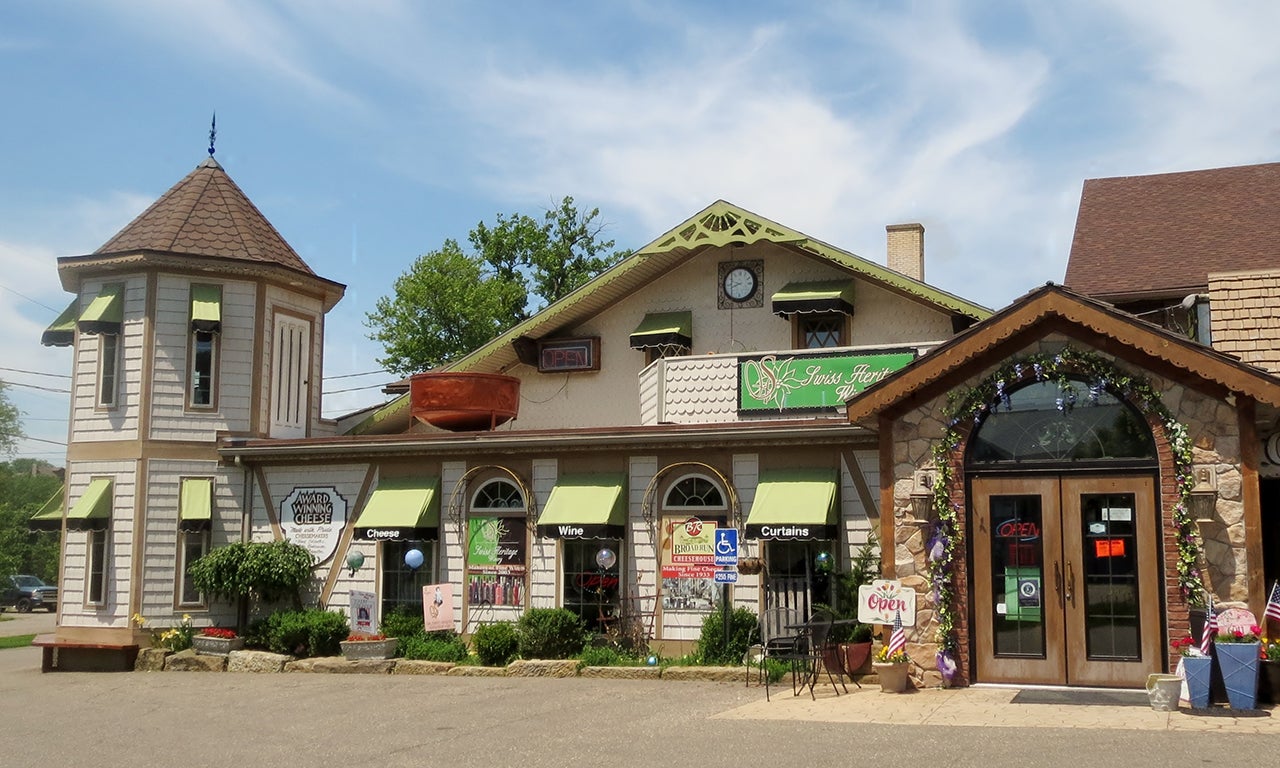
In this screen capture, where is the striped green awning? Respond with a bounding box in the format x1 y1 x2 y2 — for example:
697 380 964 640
771 280 855 316
536 474 626 539
190 285 222 333
28 487 64 531
629 311 692 349
745 468 838 540
180 478 212 533
353 476 440 541
41 301 78 347
78 284 123 335
66 477 112 532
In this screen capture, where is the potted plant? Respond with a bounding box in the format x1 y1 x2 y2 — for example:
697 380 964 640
826 537 877 679
340 633 398 660
191 626 245 656
1215 624 1262 710
1174 636 1212 709
1260 638 1280 705
872 644 910 693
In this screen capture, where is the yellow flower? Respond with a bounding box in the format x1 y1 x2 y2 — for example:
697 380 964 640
131 613 147 627
182 614 192 623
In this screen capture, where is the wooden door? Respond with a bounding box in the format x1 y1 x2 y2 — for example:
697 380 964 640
972 475 1161 687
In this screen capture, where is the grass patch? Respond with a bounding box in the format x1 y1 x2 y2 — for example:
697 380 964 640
0 633 36 649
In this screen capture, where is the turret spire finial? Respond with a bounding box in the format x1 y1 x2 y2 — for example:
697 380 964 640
208 113 217 157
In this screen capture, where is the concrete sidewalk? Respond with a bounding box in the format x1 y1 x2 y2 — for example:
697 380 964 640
721 680 1278 733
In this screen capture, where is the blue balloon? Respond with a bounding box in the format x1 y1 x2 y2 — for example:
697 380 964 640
404 548 424 570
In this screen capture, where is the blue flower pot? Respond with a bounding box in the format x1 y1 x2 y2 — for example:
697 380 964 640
1182 655 1212 709
1217 642 1260 711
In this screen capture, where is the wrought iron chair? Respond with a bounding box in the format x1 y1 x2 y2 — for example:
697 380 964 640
746 606 804 701
788 608 844 699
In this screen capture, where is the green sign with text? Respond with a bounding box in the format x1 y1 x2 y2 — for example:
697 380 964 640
738 350 916 412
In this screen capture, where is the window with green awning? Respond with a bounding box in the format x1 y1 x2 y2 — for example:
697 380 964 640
190 284 222 332
353 476 441 541
27 487 64 531
629 311 692 349
66 477 112 531
536 474 626 539
745 468 838 540
771 280 855 316
41 301 78 347
78 284 123 335
179 478 213 533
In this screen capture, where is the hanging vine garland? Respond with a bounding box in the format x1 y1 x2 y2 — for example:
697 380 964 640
926 346 1203 680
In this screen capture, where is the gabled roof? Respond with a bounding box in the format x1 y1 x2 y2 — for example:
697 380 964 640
92 156 315 274
1065 162 1280 302
347 200 991 436
845 282 1280 426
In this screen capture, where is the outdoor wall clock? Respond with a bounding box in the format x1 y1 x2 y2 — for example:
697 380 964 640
717 259 764 309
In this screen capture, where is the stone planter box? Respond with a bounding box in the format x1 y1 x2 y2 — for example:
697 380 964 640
340 638 398 660
191 635 245 656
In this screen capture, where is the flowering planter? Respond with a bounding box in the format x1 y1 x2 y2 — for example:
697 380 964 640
873 661 909 693
340 638 398 661
1181 655 1212 709
1217 642 1261 710
191 635 245 656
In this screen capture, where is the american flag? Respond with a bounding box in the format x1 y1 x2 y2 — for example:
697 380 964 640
888 609 906 658
1266 580 1280 623
1199 596 1216 656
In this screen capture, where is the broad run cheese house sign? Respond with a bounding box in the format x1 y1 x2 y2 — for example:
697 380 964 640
738 350 916 412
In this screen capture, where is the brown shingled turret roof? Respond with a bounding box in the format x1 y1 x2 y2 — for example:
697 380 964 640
1065 161 1280 301
94 156 315 276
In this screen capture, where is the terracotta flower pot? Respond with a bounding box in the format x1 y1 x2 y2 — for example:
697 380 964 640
873 661 909 693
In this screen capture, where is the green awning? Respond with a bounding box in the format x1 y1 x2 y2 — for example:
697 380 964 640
41 301 78 347
66 477 112 532
745 468 838 540
771 280 855 316
78 284 123 335
190 285 222 333
629 311 692 350
353 476 440 541
536 473 626 539
179 478 212 533
28 487 64 532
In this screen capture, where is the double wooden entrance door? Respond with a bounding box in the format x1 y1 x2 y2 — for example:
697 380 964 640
972 475 1161 687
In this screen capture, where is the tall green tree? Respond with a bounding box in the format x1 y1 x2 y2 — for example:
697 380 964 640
0 380 19 457
367 197 629 376
0 460 62 581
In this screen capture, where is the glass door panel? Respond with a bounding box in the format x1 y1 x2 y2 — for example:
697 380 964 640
990 495 1046 658
1078 493 1141 661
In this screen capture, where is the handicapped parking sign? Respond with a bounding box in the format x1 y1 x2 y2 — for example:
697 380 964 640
713 529 738 567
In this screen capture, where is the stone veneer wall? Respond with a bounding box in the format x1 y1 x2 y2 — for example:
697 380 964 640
887 338 1248 688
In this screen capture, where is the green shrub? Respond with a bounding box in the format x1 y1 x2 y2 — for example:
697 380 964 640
472 622 519 666
256 609 349 657
695 607 757 665
577 644 627 668
517 608 588 660
188 540 314 607
381 607 428 643
400 633 470 663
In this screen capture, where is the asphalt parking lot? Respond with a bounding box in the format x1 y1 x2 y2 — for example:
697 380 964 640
1 630 1276 768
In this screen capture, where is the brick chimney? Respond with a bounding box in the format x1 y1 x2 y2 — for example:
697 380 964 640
886 223 925 281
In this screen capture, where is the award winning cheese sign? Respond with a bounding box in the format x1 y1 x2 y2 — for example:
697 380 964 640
280 486 348 566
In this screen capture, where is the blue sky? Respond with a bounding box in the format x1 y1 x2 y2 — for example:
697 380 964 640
3 0 1280 463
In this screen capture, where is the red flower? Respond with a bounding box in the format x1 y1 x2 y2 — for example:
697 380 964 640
200 627 237 639
346 633 386 642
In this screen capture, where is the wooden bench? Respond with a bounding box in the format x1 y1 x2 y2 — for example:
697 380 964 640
32 633 140 672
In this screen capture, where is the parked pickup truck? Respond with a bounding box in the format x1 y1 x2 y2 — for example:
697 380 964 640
1 574 58 613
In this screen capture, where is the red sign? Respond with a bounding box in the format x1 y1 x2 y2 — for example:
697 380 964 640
1094 539 1126 558
996 520 1040 540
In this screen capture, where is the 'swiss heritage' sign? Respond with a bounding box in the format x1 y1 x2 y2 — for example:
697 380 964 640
738 350 916 412
280 486 348 566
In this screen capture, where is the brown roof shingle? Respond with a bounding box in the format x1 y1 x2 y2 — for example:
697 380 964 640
94 157 314 275
1064 162 1280 301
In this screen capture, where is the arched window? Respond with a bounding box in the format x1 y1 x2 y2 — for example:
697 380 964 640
968 379 1156 465
466 479 527 608
663 475 726 510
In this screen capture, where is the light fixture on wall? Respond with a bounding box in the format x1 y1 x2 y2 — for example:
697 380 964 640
910 469 936 518
1189 465 1218 523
